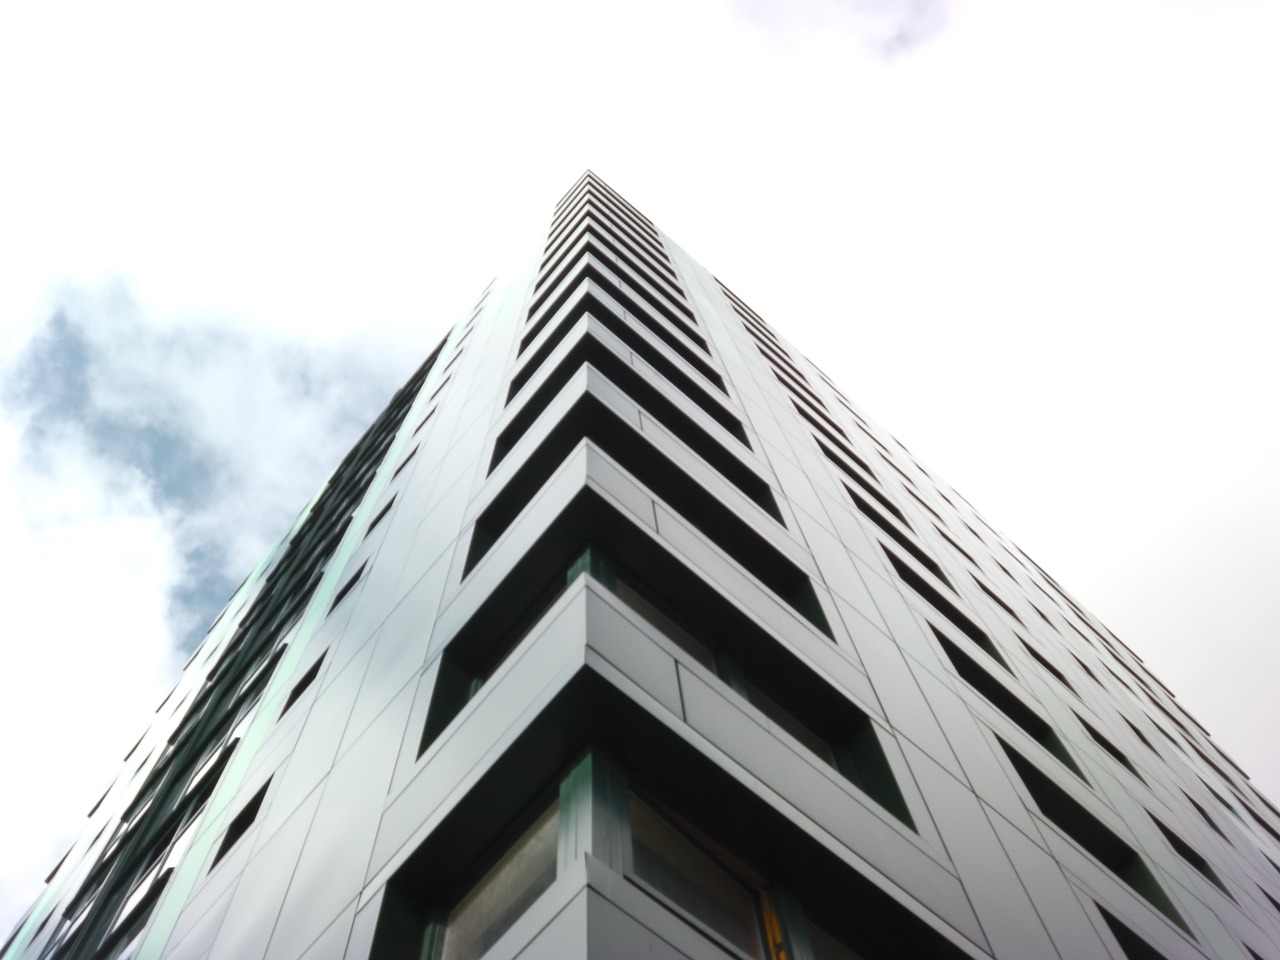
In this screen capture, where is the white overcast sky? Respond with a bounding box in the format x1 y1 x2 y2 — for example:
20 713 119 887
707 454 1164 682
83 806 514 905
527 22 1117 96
1 0 1277 937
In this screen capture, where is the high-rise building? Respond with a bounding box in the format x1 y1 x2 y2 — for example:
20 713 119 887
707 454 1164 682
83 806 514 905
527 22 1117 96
7 172 1280 960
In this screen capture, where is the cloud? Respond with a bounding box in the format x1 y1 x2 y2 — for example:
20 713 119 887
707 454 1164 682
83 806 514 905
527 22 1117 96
4 280 407 650
0 282 411 932
733 0 948 56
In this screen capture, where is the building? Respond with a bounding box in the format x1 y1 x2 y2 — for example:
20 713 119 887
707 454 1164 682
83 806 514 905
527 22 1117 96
7 172 1280 960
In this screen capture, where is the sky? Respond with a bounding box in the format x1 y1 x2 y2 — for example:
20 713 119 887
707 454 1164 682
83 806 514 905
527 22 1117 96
1 0 1278 938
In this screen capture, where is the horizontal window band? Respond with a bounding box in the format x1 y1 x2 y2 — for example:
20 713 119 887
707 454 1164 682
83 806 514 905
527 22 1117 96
531 242 696 333
495 351 763 515
536 225 689 321
465 404 828 636
544 206 679 286
524 257 709 361
546 196 668 269
514 282 726 397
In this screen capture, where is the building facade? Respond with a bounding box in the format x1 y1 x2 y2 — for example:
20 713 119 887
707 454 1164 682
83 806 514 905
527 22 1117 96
7 173 1280 960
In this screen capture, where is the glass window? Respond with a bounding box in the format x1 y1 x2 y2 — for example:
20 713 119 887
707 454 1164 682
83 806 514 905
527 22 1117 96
440 802 559 960
740 676 836 766
629 795 764 959
806 917 868 960
613 579 717 671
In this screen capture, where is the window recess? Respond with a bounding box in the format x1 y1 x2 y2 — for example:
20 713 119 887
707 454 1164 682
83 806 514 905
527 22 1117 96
933 627 1084 780
494 335 750 474
794 403 864 468
1001 741 1190 934
888 553 1009 670
532 232 693 326
1019 639 1076 693
465 397 828 634
210 779 270 869
544 204 679 285
548 190 663 254
374 752 966 960
578 549 913 828
1151 817 1232 898
844 485 951 587
511 282 726 397
769 358 828 407
547 189 660 245
536 222 685 313
1098 906 1175 960
813 436 880 495
934 525 980 568
543 205 671 288
280 652 326 717
521 260 711 368
973 578 1026 626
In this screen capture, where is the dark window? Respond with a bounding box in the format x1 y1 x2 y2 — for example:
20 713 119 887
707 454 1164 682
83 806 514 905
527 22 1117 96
391 446 419 480
210 780 270 868
1098 906 1173 960
845 486 950 587
365 495 398 537
1151 818 1231 897
280 653 325 717
630 795 766 958
1019 639 1076 693
816 441 902 524
1182 792 1228 840
1078 716 1143 781
466 399 829 635
934 526 980 568
437 803 558 960
974 578 1025 626
1259 885 1280 915
521 262 712 369
493 337 758 501
934 629 1084 779
1001 744 1187 932
508 288 728 404
329 562 366 612
889 555 1008 669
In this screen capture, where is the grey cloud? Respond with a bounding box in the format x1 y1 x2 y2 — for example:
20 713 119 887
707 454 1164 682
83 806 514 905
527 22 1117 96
734 0 947 56
4 281 411 651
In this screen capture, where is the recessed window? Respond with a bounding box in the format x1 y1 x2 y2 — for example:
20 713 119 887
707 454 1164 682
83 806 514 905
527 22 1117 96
844 485 950 587
629 795 767 959
280 653 325 717
1078 716 1143 782
1151 817 1231 898
428 376 452 403
818 442 904 526
521 260 712 371
438 802 559 960
804 917 866 960
210 780 270 868
365 495 397 537
1259 884 1280 915
1019 639 1076 693
890 555 1008 670
493 334 755 483
1182 792 1228 840
1098 905 1173 960
934 628 1084 780
329 562 366 612
973 578 1025 626
934 525 980 568
1001 742 1187 932
411 409 436 436
466 399 829 635
391 446 420 480
508 286 728 404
